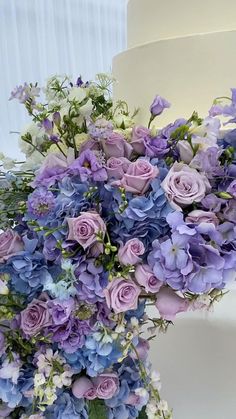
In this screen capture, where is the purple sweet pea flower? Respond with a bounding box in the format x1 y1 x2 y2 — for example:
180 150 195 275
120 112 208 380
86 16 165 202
68 150 107 182
150 95 171 116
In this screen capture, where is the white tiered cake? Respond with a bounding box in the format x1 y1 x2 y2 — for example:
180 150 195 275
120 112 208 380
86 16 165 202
113 2 236 418
113 0 236 125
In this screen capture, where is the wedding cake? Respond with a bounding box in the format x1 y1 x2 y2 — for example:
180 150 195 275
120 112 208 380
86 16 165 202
113 0 236 125
113 2 236 418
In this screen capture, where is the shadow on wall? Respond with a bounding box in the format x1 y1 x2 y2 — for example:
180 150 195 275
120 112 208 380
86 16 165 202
150 318 236 419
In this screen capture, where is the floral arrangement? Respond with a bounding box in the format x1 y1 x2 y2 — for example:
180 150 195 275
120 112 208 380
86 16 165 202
0 73 235 419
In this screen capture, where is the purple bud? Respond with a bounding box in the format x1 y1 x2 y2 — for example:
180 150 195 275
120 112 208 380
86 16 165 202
50 134 60 143
43 118 53 134
150 95 171 116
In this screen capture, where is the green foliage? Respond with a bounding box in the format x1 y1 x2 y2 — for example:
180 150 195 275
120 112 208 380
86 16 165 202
88 399 108 419
138 407 148 419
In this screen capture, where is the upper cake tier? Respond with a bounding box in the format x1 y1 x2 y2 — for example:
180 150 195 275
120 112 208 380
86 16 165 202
128 0 236 48
113 0 236 126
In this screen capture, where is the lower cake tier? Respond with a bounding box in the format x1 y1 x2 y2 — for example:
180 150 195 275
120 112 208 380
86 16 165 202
113 30 236 126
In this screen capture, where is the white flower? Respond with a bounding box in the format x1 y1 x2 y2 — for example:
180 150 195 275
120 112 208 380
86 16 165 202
79 98 93 117
135 387 149 399
113 113 134 129
68 87 87 103
20 151 44 172
2 157 15 170
0 278 9 295
19 122 45 157
34 373 46 387
0 356 22 384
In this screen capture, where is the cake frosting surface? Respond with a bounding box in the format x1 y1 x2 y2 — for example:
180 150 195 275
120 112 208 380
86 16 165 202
113 0 236 125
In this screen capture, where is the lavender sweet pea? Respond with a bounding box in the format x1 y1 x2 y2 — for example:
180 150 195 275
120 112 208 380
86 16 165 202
92 373 119 400
0 230 24 263
185 210 219 226
67 211 106 252
114 159 159 195
155 287 189 321
69 150 107 182
104 277 141 313
118 238 145 266
20 298 51 337
161 162 211 210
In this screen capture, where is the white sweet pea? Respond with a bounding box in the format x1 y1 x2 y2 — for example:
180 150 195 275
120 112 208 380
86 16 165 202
19 122 45 157
79 98 93 117
113 113 134 129
68 87 87 103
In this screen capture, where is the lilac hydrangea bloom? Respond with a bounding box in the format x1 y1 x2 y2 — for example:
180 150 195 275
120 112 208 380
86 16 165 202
75 259 108 304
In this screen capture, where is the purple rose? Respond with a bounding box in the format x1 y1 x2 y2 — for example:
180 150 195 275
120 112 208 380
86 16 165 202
106 157 130 180
67 211 106 252
118 239 145 265
155 287 189 321
161 162 210 210
101 132 132 159
49 298 74 325
92 373 119 400
0 229 24 263
144 135 169 158
135 264 163 293
72 376 97 400
150 95 170 116
227 180 236 198
20 299 51 337
114 159 159 195
104 277 141 313
185 210 219 226
131 126 150 155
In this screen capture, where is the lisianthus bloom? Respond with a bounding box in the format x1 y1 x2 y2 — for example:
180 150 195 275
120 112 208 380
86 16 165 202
150 95 170 116
69 149 107 182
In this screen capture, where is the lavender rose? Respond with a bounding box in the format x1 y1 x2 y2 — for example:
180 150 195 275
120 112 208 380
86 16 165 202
0 229 24 263
101 132 132 159
114 159 159 195
150 95 170 116
92 373 119 400
161 162 210 210
72 376 97 400
20 299 51 337
135 264 163 293
67 211 106 251
118 239 145 266
106 157 130 180
131 126 150 155
104 277 141 313
155 287 189 321
185 210 219 226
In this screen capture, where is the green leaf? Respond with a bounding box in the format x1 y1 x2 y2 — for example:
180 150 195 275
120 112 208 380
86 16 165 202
138 407 148 419
88 399 108 419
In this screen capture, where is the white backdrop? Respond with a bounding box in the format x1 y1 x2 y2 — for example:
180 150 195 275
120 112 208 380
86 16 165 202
0 0 127 158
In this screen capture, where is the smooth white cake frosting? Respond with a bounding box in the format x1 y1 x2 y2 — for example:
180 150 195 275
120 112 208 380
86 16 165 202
128 0 236 48
113 0 236 126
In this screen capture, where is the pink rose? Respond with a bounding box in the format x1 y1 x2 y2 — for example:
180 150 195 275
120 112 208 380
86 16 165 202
135 264 163 293
185 210 219 226
20 299 51 336
92 373 119 400
155 287 189 321
131 126 150 155
104 277 141 313
67 211 106 252
118 239 145 265
106 157 130 180
114 159 159 195
161 162 210 210
130 338 150 361
0 230 24 263
101 132 132 159
72 376 96 400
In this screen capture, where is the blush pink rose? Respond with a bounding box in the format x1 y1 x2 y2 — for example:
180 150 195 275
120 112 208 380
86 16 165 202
118 239 145 266
106 157 130 180
104 277 141 313
155 287 189 321
185 210 219 226
161 162 210 210
135 264 163 293
131 126 150 155
67 211 106 251
101 132 132 159
72 376 97 400
114 159 159 195
0 230 24 263
92 373 119 400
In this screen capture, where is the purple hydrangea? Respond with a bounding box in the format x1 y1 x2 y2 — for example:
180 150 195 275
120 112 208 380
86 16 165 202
74 259 108 304
27 188 55 218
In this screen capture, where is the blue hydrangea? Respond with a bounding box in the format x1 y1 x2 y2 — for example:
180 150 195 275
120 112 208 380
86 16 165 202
46 392 88 419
